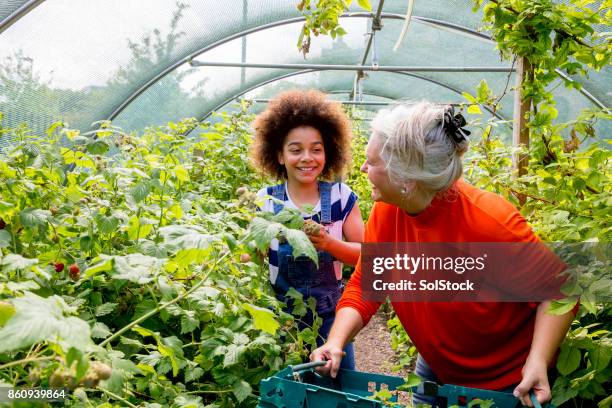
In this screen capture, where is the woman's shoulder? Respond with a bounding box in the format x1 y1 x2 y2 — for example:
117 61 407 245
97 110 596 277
455 180 536 241
456 180 519 215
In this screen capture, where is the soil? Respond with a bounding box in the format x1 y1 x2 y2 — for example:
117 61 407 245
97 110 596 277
353 310 413 406
353 310 408 378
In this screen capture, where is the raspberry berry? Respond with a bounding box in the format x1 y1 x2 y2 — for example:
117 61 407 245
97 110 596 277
68 263 80 280
0 218 5 230
301 219 322 236
54 262 64 273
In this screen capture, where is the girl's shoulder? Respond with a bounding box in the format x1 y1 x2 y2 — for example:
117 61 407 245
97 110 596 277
326 181 356 196
256 184 285 213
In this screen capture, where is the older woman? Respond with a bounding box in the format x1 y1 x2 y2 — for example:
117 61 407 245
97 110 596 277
310 102 574 407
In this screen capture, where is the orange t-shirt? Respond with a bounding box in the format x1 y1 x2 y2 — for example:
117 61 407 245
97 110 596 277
338 180 563 390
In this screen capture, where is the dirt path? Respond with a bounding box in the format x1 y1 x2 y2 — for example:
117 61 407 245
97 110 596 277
353 311 412 406
353 311 408 379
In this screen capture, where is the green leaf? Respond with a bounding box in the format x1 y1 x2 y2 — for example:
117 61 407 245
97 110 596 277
19 208 50 228
159 225 214 250
223 344 246 367
598 394 612 408
467 104 482 114
232 379 252 403
557 344 581 375
0 292 91 353
0 254 38 272
96 214 120 235
67 347 89 381
91 322 112 339
85 256 113 277
130 181 151 203
548 298 578 315
0 301 15 327
588 342 612 371
461 91 476 103
357 0 372 11
184 366 205 383
86 140 110 155
243 303 280 335
174 395 204 408
181 311 199 334
247 217 283 252
95 302 118 317
284 228 318 265
0 230 11 248
112 253 164 284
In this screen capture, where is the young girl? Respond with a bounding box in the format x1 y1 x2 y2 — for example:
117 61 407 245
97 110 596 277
250 90 364 370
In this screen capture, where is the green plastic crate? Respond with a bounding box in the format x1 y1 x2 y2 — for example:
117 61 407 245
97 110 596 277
258 361 555 408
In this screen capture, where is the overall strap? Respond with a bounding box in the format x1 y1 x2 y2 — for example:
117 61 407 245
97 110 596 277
319 181 332 225
271 183 286 215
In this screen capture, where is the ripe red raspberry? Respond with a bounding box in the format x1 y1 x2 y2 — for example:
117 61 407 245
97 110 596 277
54 263 64 273
68 263 80 280
0 218 5 230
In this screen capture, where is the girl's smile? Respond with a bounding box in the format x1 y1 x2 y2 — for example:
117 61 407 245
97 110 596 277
278 125 326 185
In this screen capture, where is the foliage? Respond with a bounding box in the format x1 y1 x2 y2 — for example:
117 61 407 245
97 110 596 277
345 107 374 219
0 105 323 407
296 0 372 56
466 1 612 402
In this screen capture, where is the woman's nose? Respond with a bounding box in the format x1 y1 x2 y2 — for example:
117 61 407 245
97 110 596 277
360 161 367 173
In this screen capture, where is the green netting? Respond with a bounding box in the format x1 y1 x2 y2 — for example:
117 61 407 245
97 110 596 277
0 0 609 142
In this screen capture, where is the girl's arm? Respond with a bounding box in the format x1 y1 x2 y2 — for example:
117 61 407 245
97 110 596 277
513 301 574 407
308 204 364 266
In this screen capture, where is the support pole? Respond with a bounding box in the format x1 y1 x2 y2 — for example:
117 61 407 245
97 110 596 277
189 61 514 72
512 56 532 204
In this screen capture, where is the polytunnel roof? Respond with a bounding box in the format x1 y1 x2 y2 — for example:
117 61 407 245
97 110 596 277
0 0 609 140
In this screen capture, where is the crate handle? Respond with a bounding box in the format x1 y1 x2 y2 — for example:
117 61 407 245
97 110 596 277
529 392 542 408
291 360 327 373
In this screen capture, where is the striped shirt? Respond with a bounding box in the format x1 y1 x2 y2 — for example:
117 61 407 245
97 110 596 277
256 182 358 284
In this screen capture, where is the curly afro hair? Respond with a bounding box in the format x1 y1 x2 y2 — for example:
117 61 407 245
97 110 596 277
250 89 352 180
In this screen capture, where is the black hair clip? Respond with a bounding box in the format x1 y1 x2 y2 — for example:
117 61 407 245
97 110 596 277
443 108 471 143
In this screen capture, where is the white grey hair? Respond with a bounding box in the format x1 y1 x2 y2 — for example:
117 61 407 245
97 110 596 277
370 101 468 194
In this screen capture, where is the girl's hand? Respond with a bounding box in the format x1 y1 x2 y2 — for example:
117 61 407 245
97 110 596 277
513 356 551 407
307 229 332 251
310 343 345 378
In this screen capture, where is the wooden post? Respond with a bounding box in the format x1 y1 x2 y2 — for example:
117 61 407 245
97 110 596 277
512 56 532 204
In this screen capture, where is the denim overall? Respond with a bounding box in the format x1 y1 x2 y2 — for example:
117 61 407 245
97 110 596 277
271 181 355 370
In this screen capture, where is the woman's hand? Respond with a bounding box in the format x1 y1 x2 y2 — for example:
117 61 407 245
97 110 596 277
310 342 345 378
513 356 550 407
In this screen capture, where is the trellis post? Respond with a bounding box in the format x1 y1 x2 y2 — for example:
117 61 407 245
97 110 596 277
512 56 532 204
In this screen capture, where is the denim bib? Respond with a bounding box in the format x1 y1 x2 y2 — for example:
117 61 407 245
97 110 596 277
270 181 342 315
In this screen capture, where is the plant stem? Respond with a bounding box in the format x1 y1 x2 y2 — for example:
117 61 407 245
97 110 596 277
99 236 247 347
96 388 138 408
0 356 53 370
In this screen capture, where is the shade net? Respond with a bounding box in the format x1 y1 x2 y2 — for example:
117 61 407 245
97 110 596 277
0 0 609 148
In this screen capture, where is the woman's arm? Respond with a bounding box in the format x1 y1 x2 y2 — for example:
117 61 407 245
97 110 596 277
513 300 574 407
310 307 364 378
308 204 364 266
